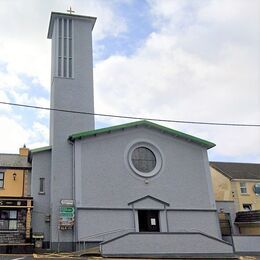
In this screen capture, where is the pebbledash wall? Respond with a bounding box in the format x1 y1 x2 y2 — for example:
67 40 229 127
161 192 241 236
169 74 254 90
69 122 234 256
74 126 221 241
31 11 235 256
31 148 51 247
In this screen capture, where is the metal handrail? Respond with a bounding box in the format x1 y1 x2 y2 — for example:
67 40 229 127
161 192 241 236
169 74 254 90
79 228 135 241
77 228 135 251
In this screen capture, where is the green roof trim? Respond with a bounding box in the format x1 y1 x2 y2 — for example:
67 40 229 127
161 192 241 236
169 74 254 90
31 145 52 153
68 120 215 149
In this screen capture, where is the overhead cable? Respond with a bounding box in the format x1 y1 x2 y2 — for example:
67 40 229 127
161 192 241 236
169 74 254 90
0 101 259 127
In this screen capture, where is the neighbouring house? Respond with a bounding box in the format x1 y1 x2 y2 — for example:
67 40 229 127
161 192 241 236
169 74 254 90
30 12 234 257
210 161 260 235
0 146 33 252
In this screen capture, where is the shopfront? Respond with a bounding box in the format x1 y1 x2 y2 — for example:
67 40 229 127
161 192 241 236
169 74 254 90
0 197 33 252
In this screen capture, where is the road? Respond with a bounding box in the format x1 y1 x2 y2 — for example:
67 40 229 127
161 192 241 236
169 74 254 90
0 255 260 259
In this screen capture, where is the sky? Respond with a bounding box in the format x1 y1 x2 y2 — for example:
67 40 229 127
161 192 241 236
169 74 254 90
0 0 259 162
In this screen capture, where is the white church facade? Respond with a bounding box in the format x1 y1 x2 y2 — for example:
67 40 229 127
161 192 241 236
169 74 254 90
31 12 234 256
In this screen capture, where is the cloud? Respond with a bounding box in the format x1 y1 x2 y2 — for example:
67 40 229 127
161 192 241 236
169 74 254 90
0 0 127 152
0 115 49 153
0 116 31 153
0 0 259 162
94 0 260 162
30 122 49 147
0 0 127 90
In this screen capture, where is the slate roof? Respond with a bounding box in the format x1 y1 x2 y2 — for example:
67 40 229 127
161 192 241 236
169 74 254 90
0 154 31 169
69 120 215 149
210 161 260 180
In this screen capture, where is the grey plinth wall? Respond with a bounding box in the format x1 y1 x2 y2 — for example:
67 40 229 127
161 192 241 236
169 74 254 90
100 232 234 256
232 236 260 253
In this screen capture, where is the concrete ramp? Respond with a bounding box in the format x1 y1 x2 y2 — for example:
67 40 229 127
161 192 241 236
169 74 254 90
100 232 234 257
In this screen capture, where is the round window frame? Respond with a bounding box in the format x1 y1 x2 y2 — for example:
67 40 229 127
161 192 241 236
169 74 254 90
128 142 162 178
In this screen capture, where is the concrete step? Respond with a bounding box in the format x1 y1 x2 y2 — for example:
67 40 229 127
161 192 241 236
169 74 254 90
73 245 101 257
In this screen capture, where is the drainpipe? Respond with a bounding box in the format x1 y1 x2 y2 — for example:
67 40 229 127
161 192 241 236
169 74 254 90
68 138 77 250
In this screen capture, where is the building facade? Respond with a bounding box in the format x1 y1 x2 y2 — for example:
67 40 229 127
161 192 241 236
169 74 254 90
30 12 234 256
0 147 33 252
210 162 260 235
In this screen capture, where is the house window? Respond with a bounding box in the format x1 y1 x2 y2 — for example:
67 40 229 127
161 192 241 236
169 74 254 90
243 204 252 211
39 178 45 194
0 172 4 188
240 182 247 194
0 210 17 230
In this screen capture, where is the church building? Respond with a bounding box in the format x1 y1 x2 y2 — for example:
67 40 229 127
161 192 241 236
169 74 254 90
31 12 234 257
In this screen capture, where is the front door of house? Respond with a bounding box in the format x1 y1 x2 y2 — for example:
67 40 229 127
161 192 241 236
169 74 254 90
138 210 160 232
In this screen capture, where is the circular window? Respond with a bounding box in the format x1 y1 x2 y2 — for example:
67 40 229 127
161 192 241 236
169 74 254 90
253 183 260 195
128 142 162 178
131 147 156 173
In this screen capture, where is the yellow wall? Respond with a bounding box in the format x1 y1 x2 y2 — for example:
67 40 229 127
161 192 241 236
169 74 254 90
0 169 24 197
210 166 260 212
210 167 233 201
239 226 260 235
233 180 260 211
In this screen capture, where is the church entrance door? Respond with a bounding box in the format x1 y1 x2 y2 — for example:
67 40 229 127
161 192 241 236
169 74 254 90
138 210 160 232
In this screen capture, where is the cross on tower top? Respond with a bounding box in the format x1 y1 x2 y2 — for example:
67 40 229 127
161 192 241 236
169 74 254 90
67 7 75 14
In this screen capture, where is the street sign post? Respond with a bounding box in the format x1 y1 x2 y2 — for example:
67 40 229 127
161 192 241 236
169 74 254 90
59 206 75 230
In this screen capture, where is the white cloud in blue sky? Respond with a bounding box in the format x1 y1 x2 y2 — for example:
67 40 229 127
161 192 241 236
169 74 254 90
0 0 259 162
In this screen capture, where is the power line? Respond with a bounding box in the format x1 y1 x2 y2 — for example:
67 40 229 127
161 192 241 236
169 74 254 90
0 101 259 127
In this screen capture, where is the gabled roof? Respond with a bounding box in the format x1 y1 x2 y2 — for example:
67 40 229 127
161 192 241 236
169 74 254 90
68 120 215 149
128 195 170 206
0 154 31 169
210 161 260 180
31 146 52 154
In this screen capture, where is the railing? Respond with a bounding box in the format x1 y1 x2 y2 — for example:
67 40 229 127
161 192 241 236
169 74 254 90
235 210 260 223
77 228 135 251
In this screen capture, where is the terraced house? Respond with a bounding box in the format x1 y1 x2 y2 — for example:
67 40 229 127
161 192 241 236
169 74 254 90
210 162 260 235
0 146 33 252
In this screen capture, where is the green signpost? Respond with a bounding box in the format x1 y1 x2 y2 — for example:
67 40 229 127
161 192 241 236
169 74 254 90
60 207 75 214
59 206 75 230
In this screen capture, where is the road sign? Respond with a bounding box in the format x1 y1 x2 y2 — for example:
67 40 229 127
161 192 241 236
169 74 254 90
60 212 74 218
60 199 74 205
60 207 74 213
59 206 75 230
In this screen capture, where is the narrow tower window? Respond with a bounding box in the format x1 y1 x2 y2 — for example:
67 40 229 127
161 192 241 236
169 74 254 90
39 178 45 194
57 18 73 78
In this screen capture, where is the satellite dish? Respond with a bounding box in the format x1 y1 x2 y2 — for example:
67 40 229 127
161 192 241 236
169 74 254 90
253 183 260 195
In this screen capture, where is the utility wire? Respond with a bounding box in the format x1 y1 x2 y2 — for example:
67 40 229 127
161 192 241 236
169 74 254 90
0 101 259 127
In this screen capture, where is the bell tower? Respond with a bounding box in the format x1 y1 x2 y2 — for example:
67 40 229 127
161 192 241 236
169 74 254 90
47 12 96 249
48 12 96 143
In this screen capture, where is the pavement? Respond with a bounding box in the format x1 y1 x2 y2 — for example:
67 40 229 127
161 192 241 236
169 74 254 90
1 255 260 260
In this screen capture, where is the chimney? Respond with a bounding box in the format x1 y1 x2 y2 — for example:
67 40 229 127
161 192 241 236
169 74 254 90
19 144 29 157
